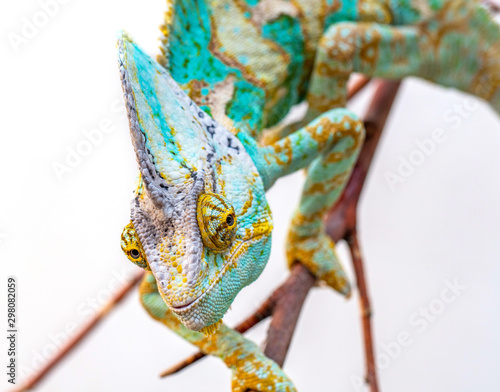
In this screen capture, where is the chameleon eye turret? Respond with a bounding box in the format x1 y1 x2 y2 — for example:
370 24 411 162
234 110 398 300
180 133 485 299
196 193 237 252
120 221 149 270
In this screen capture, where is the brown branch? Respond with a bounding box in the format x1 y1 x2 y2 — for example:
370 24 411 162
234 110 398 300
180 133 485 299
326 80 402 392
246 264 316 392
12 270 145 392
348 75 372 100
262 263 316 366
159 352 206 378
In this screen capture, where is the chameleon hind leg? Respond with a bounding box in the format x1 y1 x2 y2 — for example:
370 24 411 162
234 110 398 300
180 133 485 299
139 272 296 392
242 108 366 295
305 1 500 122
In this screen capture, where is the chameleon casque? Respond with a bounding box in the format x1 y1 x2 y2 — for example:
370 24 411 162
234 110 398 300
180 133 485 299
118 0 500 390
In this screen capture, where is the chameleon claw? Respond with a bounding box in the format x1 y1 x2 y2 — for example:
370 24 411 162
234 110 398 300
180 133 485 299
199 319 223 336
287 227 351 297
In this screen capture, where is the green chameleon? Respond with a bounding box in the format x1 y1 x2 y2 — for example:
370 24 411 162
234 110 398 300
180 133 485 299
118 0 500 390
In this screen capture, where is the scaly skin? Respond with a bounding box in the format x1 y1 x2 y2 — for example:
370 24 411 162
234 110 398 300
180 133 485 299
118 1 500 390
140 272 295 391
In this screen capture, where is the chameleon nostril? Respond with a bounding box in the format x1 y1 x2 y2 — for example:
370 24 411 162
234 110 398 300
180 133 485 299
130 249 140 259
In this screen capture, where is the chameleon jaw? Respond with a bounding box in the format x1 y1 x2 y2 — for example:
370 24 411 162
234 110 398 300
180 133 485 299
169 230 270 316
165 228 272 332
169 240 245 313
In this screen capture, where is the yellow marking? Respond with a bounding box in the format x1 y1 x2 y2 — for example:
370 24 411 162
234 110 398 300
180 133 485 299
199 319 223 336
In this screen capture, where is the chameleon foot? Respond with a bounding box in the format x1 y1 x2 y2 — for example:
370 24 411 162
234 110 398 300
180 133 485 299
286 221 351 297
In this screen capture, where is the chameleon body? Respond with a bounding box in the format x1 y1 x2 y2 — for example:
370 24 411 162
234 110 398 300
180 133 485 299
118 0 500 390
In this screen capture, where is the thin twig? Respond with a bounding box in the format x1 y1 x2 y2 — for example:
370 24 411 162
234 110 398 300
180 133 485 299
347 230 377 389
12 270 145 392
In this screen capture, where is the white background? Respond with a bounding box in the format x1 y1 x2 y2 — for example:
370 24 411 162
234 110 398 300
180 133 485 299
1 1 500 391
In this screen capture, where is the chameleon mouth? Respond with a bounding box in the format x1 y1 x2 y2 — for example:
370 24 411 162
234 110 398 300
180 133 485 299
169 231 269 314
171 301 195 311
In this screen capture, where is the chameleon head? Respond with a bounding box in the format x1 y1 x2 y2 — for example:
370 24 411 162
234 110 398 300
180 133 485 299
117 32 272 333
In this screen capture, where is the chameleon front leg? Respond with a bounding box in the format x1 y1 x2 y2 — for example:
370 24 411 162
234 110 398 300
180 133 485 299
139 273 296 392
240 108 366 295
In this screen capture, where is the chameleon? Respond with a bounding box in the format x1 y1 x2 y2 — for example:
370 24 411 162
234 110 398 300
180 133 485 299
118 0 500 390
